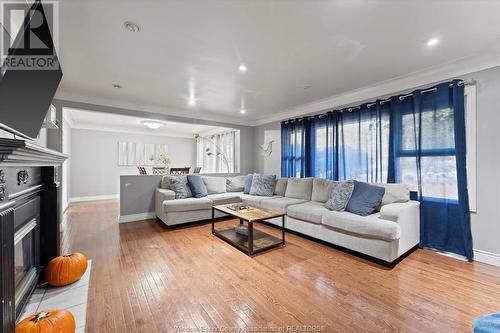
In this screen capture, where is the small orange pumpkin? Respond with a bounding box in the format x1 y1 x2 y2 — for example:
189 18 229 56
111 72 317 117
16 310 75 333
45 252 88 287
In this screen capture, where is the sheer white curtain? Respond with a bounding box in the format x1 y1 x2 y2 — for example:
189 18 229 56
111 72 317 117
196 131 235 173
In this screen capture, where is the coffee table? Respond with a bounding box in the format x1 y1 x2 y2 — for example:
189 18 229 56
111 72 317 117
212 204 285 256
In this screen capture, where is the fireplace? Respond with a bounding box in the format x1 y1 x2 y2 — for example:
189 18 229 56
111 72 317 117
14 217 39 310
0 138 67 333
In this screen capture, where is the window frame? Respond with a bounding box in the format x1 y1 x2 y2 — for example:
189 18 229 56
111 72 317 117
395 86 477 210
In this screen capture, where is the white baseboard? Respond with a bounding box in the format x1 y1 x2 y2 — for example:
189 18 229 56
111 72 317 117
474 249 500 267
119 212 156 223
69 194 119 203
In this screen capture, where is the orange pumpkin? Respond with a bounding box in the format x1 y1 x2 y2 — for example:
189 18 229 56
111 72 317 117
45 252 88 287
16 310 75 333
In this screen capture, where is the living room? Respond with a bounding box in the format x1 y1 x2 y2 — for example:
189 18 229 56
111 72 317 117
2 1 500 333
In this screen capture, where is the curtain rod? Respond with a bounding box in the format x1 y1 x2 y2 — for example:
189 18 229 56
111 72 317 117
362 79 475 109
283 79 476 121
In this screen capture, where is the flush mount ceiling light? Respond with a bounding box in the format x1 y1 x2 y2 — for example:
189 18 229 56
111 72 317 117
141 120 164 129
426 37 440 47
240 108 246 114
124 21 141 33
112 84 123 89
189 98 196 106
238 64 247 73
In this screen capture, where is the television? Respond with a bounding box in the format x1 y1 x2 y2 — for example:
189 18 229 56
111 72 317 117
0 0 63 139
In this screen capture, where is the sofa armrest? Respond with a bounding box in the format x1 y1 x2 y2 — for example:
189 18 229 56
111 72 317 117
380 200 420 257
380 201 420 222
156 188 176 201
155 189 175 221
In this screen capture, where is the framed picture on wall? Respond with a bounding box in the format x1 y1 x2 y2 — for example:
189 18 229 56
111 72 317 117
118 142 168 166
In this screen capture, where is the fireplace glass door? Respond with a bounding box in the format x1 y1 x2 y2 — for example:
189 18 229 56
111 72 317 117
13 218 38 307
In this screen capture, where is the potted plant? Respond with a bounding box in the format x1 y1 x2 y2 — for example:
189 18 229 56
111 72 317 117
156 152 170 173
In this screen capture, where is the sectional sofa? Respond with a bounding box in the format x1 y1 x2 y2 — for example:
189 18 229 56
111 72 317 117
155 176 420 263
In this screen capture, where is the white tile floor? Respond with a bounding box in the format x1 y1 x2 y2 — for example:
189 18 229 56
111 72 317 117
18 261 91 333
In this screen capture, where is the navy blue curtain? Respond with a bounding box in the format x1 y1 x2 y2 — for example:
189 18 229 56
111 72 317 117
391 80 473 259
337 103 391 182
281 79 473 260
307 112 337 179
281 119 307 178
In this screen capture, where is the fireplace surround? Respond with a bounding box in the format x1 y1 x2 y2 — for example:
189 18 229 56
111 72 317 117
0 138 66 332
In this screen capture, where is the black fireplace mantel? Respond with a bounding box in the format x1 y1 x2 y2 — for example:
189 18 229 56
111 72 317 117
0 137 67 333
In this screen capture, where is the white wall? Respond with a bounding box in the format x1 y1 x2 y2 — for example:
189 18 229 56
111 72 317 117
70 128 196 199
253 65 500 265
253 122 281 176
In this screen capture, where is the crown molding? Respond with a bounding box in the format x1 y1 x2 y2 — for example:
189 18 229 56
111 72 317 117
54 90 251 127
253 47 500 126
70 122 196 139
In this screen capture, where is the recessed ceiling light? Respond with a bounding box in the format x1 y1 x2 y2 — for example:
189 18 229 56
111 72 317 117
426 38 439 47
189 98 196 106
141 120 164 129
124 21 140 33
112 84 122 89
240 108 246 114
238 64 247 72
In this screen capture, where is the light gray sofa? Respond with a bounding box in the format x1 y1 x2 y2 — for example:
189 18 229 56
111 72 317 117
155 176 420 263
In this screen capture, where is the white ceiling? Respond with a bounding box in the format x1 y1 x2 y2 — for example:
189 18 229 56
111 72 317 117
65 108 233 138
56 0 500 126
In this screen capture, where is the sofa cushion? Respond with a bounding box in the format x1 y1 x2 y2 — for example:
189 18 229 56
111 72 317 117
274 178 288 196
240 194 277 208
206 193 242 206
202 176 227 194
169 175 192 199
163 197 212 212
250 174 276 196
371 183 410 206
322 210 401 241
226 175 246 192
325 180 354 212
287 201 329 224
243 174 254 194
187 175 208 198
345 181 385 216
311 178 334 203
284 178 313 200
260 197 307 214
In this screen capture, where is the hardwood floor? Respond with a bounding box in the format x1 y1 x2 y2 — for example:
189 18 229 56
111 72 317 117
62 200 500 333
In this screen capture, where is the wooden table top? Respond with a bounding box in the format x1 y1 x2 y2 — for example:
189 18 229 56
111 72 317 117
213 204 284 222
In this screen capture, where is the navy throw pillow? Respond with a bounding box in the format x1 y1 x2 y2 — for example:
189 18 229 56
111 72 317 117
187 175 208 198
345 181 385 216
243 174 254 194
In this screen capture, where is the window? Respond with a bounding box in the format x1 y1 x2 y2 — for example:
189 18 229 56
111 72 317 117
290 128 304 178
196 130 238 173
338 110 390 182
396 85 477 208
396 107 458 199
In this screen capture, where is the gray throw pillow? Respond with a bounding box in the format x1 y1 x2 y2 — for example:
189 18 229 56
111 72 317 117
168 175 192 199
325 180 355 212
243 174 254 194
249 174 276 196
226 175 246 192
345 181 385 216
